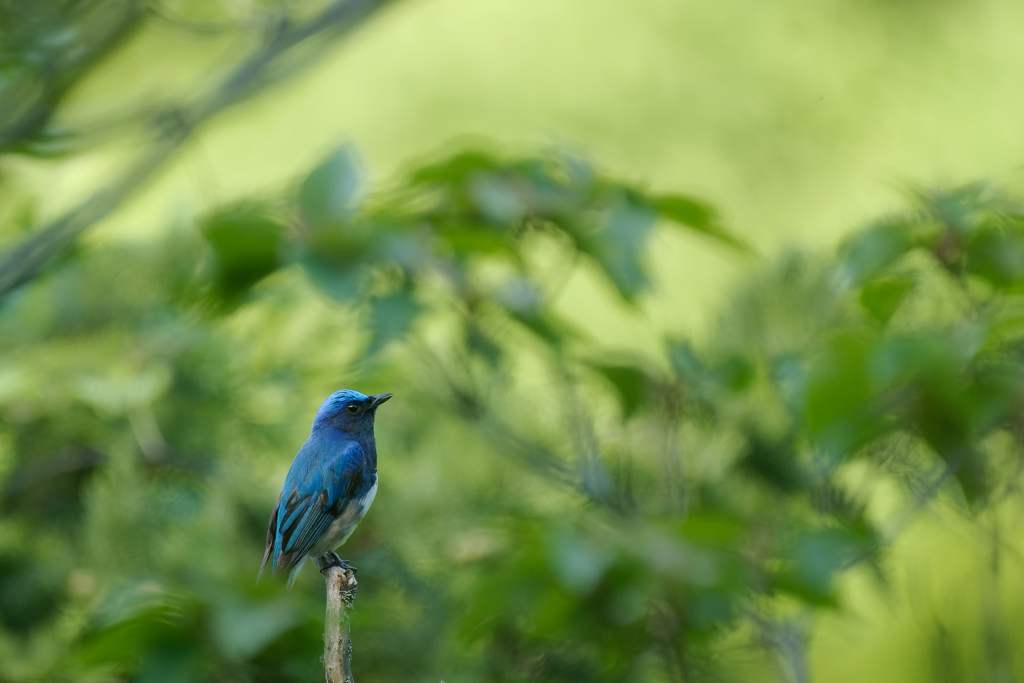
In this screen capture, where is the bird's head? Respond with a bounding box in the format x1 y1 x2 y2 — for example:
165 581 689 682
312 389 392 435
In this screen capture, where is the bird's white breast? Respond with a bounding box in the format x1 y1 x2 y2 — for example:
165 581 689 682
356 480 378 516
311 478 378 557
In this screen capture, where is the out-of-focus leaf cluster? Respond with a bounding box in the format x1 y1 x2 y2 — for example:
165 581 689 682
8 118 1024 682
0 136 754 682
3 0 1024 679
5 8 1024 678
257 145 735 348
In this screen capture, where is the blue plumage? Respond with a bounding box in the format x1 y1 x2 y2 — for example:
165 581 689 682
260 389 391 585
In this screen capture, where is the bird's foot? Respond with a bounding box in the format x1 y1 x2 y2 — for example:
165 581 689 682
315 551 357 574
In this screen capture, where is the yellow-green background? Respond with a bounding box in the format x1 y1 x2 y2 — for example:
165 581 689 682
28 0 1024 344
6 1 1024 681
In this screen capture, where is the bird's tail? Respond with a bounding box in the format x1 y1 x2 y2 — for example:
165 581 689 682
286 556 307 588
258 493 283 582
258 543 273 582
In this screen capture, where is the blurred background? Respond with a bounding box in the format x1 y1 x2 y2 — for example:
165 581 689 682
4 0 1024 681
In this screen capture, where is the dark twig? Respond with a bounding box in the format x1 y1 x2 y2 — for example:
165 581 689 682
746 606 812 683
0 0 149 154
316 552 359 683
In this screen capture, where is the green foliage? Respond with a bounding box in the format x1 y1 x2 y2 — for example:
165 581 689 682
202 205 286 303
5 3 1024 683
0 0 146 154
8 132 1024 680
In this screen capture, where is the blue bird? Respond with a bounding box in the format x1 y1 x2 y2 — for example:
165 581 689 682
260 389 391 585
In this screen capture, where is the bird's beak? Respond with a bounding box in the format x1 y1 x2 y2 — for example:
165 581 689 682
369 392 393 409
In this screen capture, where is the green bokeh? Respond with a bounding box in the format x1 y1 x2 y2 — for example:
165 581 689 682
4 2 1024 682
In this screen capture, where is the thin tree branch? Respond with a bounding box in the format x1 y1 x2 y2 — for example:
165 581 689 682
746 607 813 683
0 0 149 153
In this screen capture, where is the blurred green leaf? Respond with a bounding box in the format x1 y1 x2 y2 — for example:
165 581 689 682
713 354 756 393
547 528 612 595
805 332 884 455
202 205 284 301
469 173 529 224
138 645 204 683
409 149 500 185
838 221 915 286
464 318 502 365
302 258 365 301
366 290 421 353
0 555 63 632
964 227 1024 288
775 527 873 606
439 223 511 255
860 275 914 323
649 193 749 250
668 339 705 380
299 145 364 226
739 432 807 493
648 193 715 230
594 363 648 418
587 197 658 300
680 513 745 547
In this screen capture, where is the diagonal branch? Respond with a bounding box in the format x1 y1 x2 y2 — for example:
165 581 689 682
0 0 394 300
0 0 150 154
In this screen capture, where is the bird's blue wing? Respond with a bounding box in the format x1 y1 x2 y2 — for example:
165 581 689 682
259 439 366 581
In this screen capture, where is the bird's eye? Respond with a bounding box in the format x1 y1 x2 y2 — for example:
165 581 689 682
345 404 360 414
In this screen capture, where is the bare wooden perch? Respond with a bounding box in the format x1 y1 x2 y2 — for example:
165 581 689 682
316 554 359 683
